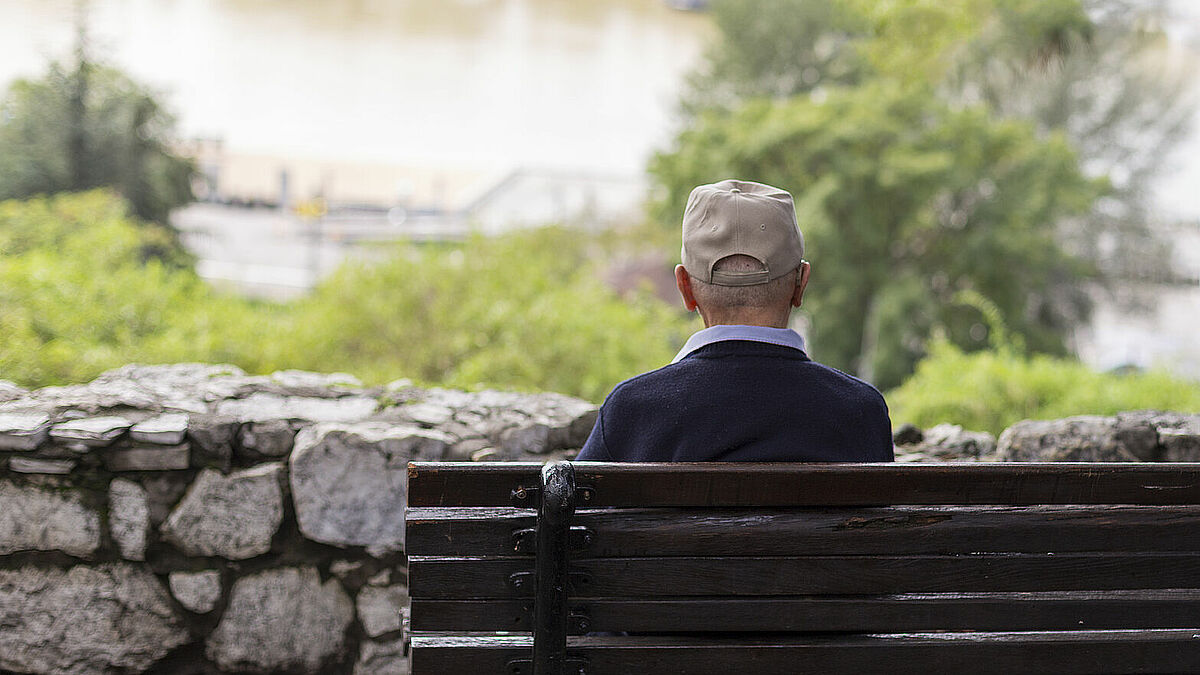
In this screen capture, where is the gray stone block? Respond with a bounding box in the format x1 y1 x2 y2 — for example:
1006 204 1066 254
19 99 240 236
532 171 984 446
8 457 76 474
912 424 996 460
161 464 285 559
109 478 150 561
447 437 491 461
186 413 239 471
130 413 189 445
206 567 354 674
357 584 408 638
290 423 450 555
140 473 191 528
237 419 300 460
270 369 363 395
217 392 377 423
104 444 191 471
353 636 410 675
0 564 188 675
1137 413 1200 461
0 412 51 450
168 569 222 613
0 379 26 403
500 420 556 455
0 480 100 557
396 402 454 427
49 416 132 447
996 415 1158 462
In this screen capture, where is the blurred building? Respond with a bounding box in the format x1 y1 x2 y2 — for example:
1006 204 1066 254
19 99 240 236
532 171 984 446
173 140 646 299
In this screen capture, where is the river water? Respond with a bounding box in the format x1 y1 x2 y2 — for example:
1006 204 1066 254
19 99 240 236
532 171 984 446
0 0 712 175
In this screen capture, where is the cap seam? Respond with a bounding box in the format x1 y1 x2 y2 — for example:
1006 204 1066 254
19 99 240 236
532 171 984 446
699 199 715 282
733 191 740 255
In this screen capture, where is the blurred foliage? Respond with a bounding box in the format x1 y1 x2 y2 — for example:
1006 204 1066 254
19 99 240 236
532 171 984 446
943 0 1195 287
0 47 194 228
0 192 690 402
679 0 868 113
887 339 1200 435
683 0 1093 112
281 228 689 402
0 192 279 385
889 286 1200 433
847 0 1093 85
658 0 1190 389
653 83 1101 388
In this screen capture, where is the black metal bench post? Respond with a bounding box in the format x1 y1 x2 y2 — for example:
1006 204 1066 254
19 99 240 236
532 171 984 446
532 460 577 675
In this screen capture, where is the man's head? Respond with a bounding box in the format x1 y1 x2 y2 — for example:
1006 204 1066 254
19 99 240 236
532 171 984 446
675 179 811 328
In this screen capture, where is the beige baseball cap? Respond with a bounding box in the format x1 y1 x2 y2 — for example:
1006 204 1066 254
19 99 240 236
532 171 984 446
681 179 805 286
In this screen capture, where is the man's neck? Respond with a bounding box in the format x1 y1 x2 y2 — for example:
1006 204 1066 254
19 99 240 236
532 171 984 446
702 315 791 329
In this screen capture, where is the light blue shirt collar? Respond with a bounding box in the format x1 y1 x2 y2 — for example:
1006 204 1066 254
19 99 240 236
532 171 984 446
671 325 807 363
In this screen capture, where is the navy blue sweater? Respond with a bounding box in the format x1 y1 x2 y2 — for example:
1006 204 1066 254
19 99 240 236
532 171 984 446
576 340 894 462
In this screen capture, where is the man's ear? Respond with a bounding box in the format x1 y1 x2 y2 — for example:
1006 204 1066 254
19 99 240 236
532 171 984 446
791 260 811 308
675 265 699 312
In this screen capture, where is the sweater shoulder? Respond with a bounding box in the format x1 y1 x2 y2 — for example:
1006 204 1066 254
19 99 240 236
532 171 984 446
804 360 889 402
603 360 689 403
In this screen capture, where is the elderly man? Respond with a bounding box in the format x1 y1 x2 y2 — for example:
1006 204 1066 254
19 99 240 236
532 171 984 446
577 179 893 462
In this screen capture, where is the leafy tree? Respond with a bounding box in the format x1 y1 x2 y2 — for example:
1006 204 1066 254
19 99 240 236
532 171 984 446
847 0 1093 85
683 0 1092 111
942 0 1195 285
652 84 1101 388
657 0 1195 388
683 0 1193 278
0 46 194 227
680 0 867 114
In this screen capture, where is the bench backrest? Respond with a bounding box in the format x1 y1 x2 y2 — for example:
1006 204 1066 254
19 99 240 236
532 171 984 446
406 461 1200 674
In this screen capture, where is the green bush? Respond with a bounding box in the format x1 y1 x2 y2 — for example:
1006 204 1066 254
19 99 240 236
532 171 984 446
0 191 282 385
282 227 692 401
1 192 693 402
887 340 1200 435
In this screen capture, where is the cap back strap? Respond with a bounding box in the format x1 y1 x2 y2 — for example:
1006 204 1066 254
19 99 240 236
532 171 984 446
709 269 771 286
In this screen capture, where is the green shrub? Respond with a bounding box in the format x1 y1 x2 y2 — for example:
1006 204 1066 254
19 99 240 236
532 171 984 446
0 191 281 385
283 227 692 401
887 340 1200 435
1 192 693 402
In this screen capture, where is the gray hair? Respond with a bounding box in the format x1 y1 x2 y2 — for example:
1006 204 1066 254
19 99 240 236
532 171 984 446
690 255 797 315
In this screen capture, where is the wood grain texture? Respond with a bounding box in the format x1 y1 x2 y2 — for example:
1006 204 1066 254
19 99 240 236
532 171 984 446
408 552 1200 598
406 505 1200 557
406 461 1200 673
409 630 1200 674
410 590 1200 632
407 462 1200 507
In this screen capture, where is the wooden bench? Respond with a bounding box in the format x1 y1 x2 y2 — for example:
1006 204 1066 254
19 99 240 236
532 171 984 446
405 461 1200 674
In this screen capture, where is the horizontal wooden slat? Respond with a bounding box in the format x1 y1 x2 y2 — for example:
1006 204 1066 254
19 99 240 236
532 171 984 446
409 630 1200 674
405 505 1200 557
406 462 1200 507
410 590 1200 632
409 552 1200 598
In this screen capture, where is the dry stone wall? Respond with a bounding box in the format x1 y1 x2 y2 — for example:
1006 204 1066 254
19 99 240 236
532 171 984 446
891 413 1200 463
0 364 596 675
1 363 1198 674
